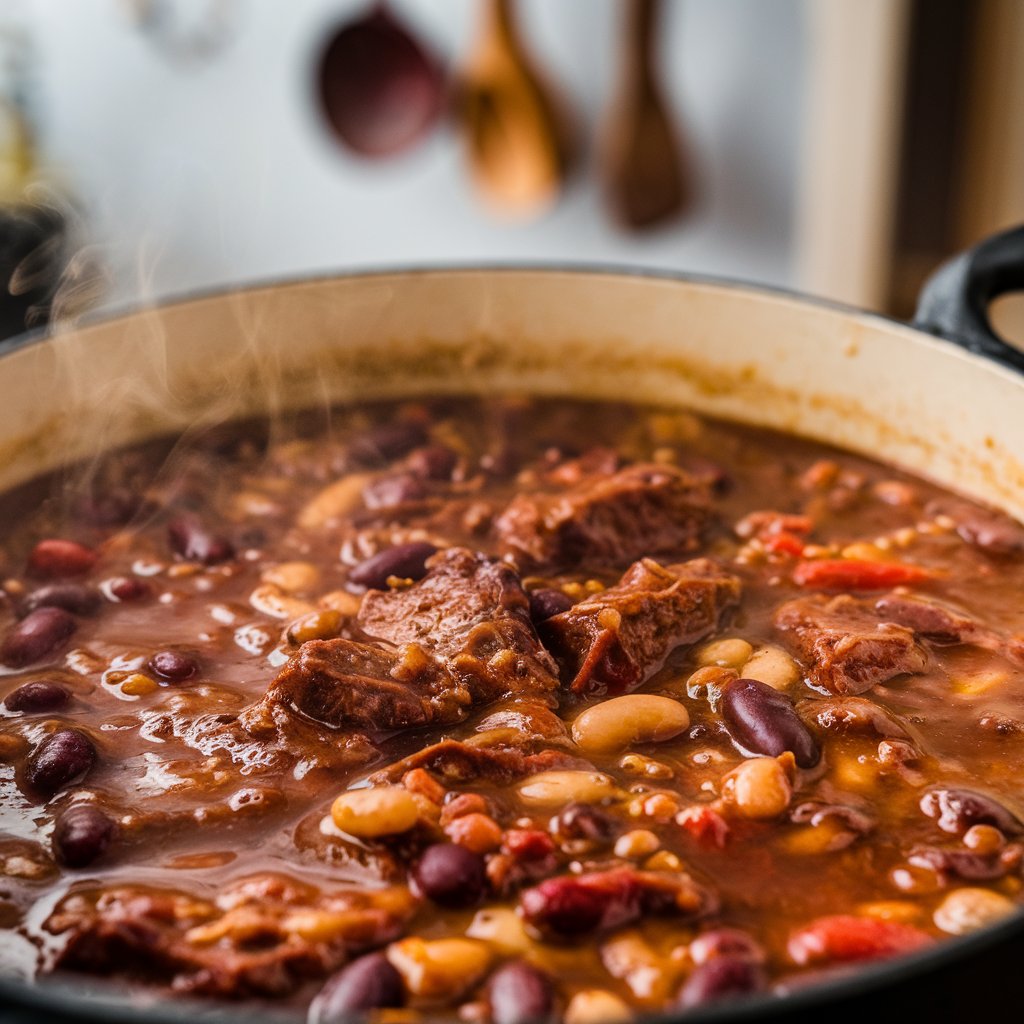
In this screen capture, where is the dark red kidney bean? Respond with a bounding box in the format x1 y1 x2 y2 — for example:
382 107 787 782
406 444 458 481
349 542 438 590
489 961 554 1024
412 842 486 908
74 490 141 527
103 577 152 602
149 650 199 682
167 515 234 565
52 804 116 867
24 730 96 796
4 681 70 713
27 539 97 579
689 928 766 966
551 802 617 843
920 787 1023 836
22 583 101 617
928 500 1024 556
529 588 573 623
362 473 427 509
308 952 404 1022
0 607 77 668
519 867 681 939
349 422 426 465
721 678 820 769
677 956 765 1009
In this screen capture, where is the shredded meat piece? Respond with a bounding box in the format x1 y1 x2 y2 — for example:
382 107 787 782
244 639 457 733
875 592 1024 664
495 463 713 571
797 696 911 739
243 548 559 750
774 595 928 695
927 499 1024 556
475 701 572 746
358 547 561 705
541 558 741 694
371 739 587 786
46 875 417 998
908 844 1024 883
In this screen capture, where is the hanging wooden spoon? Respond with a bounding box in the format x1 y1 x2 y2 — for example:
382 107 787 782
457 0 575 218
316 0 444 159
602 0 690 230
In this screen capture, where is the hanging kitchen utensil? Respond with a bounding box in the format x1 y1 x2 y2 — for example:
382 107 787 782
457 0 575 218
316 1 444 159
601 0 690 230
0 19 88 340
122 0 239 65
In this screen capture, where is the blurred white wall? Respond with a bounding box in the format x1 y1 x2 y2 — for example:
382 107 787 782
21 0 804 309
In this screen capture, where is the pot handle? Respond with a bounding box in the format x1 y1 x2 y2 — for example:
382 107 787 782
913 224 1024 372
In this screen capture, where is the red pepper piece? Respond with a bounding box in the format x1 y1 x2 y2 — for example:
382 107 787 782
788 914 933 966
764 532 806 557
676 805 730 848
504 829 556 861
793 559 929 591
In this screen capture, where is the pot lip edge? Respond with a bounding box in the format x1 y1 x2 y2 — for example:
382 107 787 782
3 261 1019 381
4 906 1024 1024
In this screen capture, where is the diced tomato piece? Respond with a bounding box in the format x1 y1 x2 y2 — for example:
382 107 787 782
676 805 730 848
764 531 806 557
503 829 556 861
788 914 933 966
793 558 929 591
736 511 814 541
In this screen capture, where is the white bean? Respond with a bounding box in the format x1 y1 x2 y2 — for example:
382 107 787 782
517 770 618 807
933 887 1015 935
741 645 801 691
572 694 690 754
331 785 419 838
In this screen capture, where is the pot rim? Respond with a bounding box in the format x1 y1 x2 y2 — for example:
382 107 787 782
4 259 1013 376
1 262 1022 1022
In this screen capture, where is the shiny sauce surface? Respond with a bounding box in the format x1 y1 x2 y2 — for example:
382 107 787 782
1 397 1023 1019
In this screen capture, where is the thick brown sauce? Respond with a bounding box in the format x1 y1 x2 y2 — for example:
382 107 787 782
0 397 1023 1018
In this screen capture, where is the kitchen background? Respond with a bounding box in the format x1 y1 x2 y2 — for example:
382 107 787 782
1 0 1022 338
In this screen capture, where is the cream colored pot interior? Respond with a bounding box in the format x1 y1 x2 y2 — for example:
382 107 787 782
3 269 1023 519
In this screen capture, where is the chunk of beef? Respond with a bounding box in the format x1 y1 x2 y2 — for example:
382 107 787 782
245 639 458 733
370 739 587 786
243 549 560 753
47 876 417 998
495 464 713 572
143 693 377 778
873 594 973 643
774 595 927 695
541 558 741 694
475 701 572 746
358 547 561 707
875 593 1024 664
797 696 911 740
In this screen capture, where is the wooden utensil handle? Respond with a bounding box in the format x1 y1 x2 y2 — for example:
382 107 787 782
481 0 517 44
626 0 662 59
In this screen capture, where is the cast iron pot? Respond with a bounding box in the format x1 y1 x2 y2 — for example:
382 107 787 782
1 227 1023 1024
